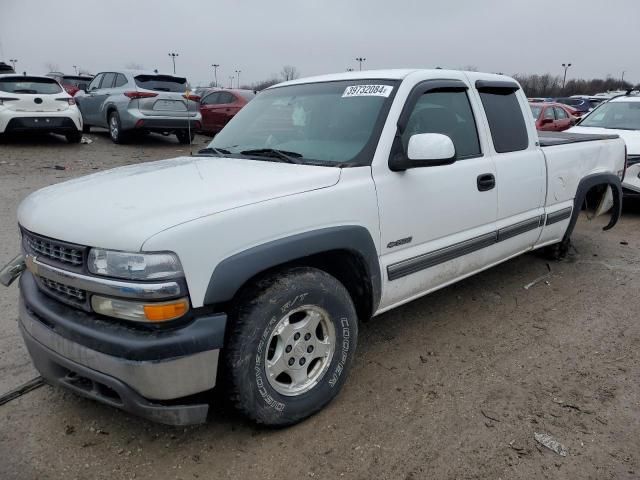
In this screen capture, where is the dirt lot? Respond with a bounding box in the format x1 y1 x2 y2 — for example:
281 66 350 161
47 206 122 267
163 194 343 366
1 131 639 480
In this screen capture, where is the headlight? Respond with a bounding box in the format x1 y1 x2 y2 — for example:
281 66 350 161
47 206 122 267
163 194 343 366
88 249 183 280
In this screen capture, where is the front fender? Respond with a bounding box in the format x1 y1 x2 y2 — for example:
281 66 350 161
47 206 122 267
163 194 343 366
203 226 381 311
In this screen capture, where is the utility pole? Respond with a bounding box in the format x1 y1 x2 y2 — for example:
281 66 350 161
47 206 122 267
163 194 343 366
211 64 220 87
355 57 366 71
9 58 17 70
168 52 179 74
235 70 241 88
229 76 234 88
72 65 78 74
561 63 572 90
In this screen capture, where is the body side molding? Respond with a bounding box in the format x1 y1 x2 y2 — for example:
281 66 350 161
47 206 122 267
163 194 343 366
204 226 381 311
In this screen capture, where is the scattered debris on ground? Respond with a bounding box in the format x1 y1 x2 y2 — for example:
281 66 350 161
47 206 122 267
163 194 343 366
534 432 568 457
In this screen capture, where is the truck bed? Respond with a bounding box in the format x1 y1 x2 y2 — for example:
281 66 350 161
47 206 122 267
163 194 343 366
539 131 619 147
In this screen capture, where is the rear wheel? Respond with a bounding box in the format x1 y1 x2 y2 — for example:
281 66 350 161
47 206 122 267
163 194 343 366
108 111 126 144
65 130 82 144
543 237 570 260
224 267 358 426
176 129 195 144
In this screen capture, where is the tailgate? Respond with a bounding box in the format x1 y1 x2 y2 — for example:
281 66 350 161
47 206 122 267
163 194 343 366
133 74 198 117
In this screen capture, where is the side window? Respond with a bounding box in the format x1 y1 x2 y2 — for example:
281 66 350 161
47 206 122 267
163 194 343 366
543 107 555 120
478 89 529 153
202 92 221 105
114 74 127 88
402 90 481 159
87 73 103 91
219 92 236 104
100 72 116 89
554 107 568 119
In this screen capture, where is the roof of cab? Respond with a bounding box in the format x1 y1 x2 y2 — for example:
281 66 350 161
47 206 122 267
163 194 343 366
272 68 515 89
609 95 640 103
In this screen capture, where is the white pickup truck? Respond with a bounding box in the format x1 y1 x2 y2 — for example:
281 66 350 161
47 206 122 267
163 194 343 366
1 69 626 427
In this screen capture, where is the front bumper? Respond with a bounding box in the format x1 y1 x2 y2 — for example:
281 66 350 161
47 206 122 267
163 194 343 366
18 271 227 425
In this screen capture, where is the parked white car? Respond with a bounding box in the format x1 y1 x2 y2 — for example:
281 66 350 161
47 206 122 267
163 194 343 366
569 94 640 195
0 74 83 143
2 69 627 427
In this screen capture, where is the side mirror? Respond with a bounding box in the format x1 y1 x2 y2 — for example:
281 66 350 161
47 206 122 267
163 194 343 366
389 133 456 171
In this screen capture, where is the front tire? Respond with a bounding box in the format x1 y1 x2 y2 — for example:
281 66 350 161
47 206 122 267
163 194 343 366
224 267 358 426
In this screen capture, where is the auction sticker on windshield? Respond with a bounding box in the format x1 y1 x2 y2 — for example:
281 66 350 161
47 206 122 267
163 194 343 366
342 85 393 98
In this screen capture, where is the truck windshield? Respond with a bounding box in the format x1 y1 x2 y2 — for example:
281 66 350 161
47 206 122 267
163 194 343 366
579 101 640 130
207 79 399 166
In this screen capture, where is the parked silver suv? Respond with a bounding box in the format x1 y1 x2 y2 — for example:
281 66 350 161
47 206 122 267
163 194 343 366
76 70 201 144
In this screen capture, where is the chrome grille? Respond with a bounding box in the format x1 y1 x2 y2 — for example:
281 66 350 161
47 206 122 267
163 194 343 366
40 277 87 302
23 231 84 267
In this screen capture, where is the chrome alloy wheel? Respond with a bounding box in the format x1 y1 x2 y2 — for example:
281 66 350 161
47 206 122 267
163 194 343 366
109 115 118 140
265 305 336 396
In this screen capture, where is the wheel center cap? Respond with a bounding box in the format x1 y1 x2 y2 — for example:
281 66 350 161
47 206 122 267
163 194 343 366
293 343 305 356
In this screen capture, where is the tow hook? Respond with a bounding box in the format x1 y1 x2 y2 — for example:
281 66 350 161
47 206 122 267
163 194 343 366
0 254 26 287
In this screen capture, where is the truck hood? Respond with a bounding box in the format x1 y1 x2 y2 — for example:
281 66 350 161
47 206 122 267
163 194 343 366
568 126 640 154
18 156 341 250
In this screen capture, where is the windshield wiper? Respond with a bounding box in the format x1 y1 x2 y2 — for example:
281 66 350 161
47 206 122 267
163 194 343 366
195 147 231 156
239 148 303 164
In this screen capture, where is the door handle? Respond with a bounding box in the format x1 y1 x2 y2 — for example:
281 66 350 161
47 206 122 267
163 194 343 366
477 173 495 191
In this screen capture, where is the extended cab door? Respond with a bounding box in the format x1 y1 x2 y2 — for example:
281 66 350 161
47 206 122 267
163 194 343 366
373 77 498 311
471 78 546 259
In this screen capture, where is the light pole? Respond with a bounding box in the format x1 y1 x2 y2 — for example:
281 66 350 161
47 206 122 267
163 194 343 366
72 65 78 74
235 70 241 88
621 70 626 89
168 52 179 74
211 64 220 87
561 63 572 90
9 58 17 70
355 57 366 71
229 76 234 88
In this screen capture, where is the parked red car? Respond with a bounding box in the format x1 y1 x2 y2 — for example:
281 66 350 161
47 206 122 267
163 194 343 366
199 89 255 134
529 102 579 131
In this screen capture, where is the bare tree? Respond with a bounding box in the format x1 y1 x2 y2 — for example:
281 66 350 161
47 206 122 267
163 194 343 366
125 62 144 70
281 65 300 81
44 62 59 72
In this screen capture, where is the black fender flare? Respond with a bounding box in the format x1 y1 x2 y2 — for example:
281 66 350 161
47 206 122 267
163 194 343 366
563 172 622 242
203 226 382 312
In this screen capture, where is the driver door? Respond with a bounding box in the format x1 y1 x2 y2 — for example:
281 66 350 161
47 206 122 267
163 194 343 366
373 80 498 310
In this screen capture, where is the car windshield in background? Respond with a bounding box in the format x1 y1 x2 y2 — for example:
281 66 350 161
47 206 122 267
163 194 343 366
134 75 187 92
0 77 62 94
530 105 543 119
207 80 398 165
579 101 640 130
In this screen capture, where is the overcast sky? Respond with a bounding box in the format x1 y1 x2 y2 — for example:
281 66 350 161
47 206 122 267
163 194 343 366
1 0 638 87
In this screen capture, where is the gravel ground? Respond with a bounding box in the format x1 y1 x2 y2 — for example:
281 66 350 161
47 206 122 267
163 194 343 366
1 131 639 479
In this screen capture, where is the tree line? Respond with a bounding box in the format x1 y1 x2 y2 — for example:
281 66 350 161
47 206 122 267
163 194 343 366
512 73 634 98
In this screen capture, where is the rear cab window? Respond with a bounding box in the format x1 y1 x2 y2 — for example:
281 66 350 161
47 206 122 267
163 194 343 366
0 76 63 94
134 75 187 92
477 81 529 153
